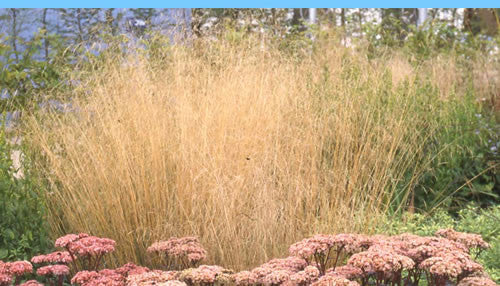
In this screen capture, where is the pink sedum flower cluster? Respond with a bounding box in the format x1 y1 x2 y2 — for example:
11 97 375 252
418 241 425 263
251 256 308 284
31 251 73 264
2 230 497 286
289 234 365 275
0 260 33 286
18 280 44 286
232 270 259 285
147 237 207 268
326 265 364 280
1 260 33 277
348 248 415 274
127 269 179 285
287 265 321 285
71 269 125 286
419 250 483 279
311 274 361 286
0 274 11 286
435 229 490 251
179 265 232 285
457 276 498 286
36 264 70 276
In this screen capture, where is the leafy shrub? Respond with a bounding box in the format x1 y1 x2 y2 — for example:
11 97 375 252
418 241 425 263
0 123 51 261
412 95 499 212
379 205 500 282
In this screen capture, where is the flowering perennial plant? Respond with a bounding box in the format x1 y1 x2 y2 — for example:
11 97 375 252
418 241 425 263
71 269 125 286
251 256 308 284
232 271 258 285
147 237 207 270
126 270 180 286
325 265 363 280
457 277 498 286
31 251 73 265
18 280 43 286
419 250 484 285
435 229 490 253
310 274 360 286
289 234 360 275
0 260 33 285
287 266 321 285
348 248 414 285
54 233 116 272
179 265 232 285
36 264 70 286
0 230 496 286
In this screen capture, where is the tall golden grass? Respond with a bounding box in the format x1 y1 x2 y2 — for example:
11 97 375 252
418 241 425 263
25 36 486 270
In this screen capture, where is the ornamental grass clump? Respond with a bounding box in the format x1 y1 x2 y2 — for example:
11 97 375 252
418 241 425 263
147 237 207 270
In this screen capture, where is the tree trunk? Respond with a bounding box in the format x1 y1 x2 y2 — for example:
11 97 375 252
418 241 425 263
10 8 18 62
464 8 475 32
76 8 84 43
42 8 49 61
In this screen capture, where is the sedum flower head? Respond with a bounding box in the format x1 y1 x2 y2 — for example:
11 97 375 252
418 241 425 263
36 264 70 276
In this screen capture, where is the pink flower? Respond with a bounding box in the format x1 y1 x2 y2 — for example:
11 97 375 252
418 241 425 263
326 265 363 279
5 261 33 276
290 266 320 285
263 269 293 285
457 276 497 286
37 264 70 276
147 237 207 266
436 229 490 250
71 271 101 284
348 249 414 275
31 251 73 264
127 270 179 285
251 256 308 284
232 271 258 285
115 263 149 277
71 269 125 286
311 274 360 286
0 273 12 286
19 280 44 286
55 234 81 248
419 250 483 279
68 236 116 257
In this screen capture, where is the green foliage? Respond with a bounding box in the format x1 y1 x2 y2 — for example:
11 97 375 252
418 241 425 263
0 121 51 261
364 16 500 61
412 92 499 212
0 32 72 112
380 205 500 282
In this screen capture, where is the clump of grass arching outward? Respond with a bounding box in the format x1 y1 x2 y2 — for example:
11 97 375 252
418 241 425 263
26 35 494 270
